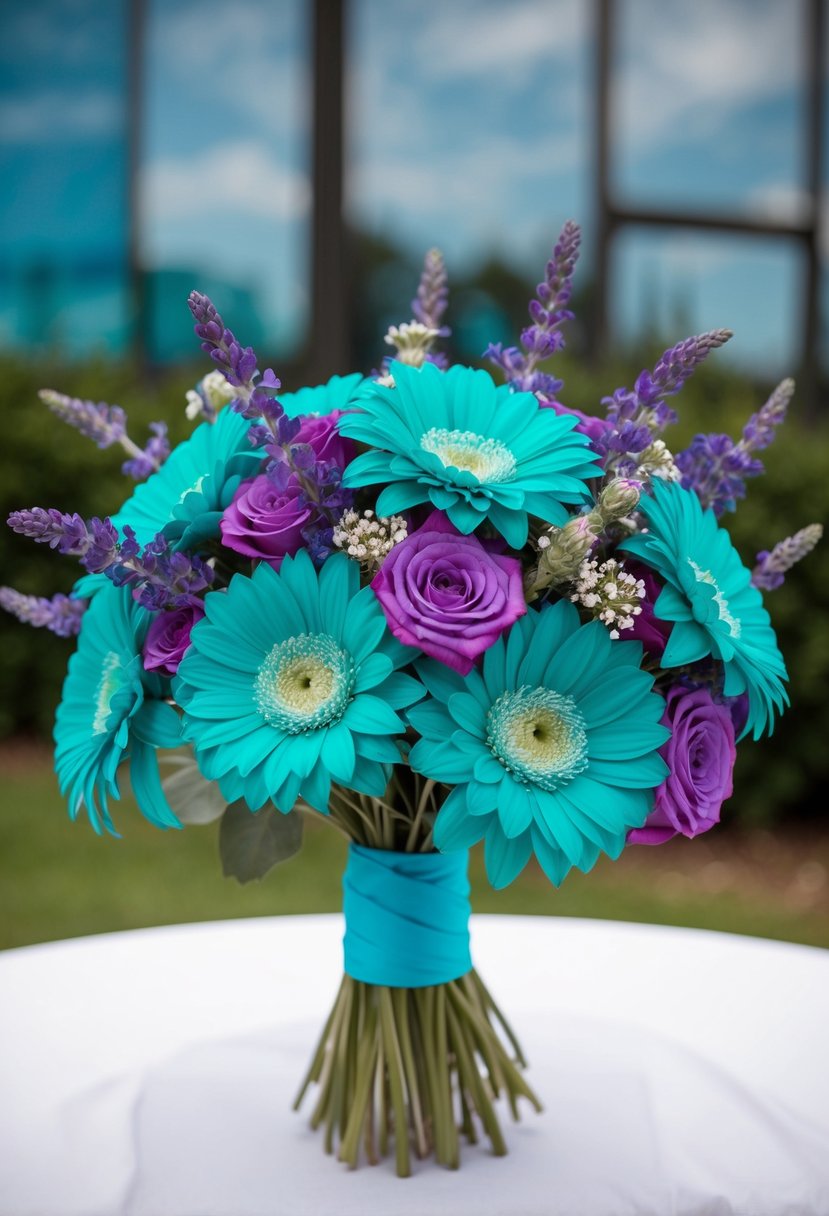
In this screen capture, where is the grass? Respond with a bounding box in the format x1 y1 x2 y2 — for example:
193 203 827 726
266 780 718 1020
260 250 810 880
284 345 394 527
1 743 828 952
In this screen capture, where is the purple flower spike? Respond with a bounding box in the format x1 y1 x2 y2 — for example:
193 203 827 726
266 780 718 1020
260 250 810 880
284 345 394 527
39 390 167 478
412 248 450 337
187 290 286 429
752 523 822 591
7 508 118 570
603 329 733 434
39 390 127 449
0 587 87 637
486 219 581 398
121 421 171 480
675 377 793 516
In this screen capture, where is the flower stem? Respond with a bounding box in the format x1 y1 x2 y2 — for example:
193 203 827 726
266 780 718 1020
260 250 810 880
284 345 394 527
296 968 538 1174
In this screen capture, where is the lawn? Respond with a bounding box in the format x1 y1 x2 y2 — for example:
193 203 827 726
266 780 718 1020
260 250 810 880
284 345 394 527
2 743 827 951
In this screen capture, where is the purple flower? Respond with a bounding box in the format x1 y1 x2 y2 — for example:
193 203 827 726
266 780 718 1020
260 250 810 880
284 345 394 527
220 471 313 567
0 587 87 637
752 523 823 592
143 601 206 677
292 411 356 471
371 510 526 673
628 685 736 846
540 397 610 446
626 563 673 658
121 421 170 481
676 379 794 517
486 220 581 398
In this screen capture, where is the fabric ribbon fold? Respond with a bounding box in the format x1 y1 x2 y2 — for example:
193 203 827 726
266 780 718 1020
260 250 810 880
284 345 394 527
342 844 472 988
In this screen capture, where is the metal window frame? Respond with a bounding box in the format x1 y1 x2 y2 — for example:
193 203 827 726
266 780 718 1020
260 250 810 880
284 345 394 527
593 0 825 413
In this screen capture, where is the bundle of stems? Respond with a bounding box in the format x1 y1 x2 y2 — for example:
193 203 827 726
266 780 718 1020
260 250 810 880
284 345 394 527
294 771 542 1174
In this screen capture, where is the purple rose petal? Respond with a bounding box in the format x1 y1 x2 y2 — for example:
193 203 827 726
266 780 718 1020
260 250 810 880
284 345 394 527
629 685 736 846
220 472 313 567
372 510 526 673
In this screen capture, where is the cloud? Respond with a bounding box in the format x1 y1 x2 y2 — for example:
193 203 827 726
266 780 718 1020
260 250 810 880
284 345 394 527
408 0 585 80
147 0 306 139
747 183 829 261
0 90 122 144
614 0 803 151
142 141 310 226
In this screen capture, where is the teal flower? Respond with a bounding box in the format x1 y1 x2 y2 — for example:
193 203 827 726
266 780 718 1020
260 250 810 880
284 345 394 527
338 362 600 548
174 550 424 813
621 478 788 739
54 583 183 834
279 372 365 419
111 406 264 549
408 601 669 889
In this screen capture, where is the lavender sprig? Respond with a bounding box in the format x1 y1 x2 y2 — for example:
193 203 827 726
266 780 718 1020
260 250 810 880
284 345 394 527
596 329 732 477
0 587 87 637
412 248 450 337
121 421 170 480
39 390 168 481
189 290 349 559
107 529 214 609
602 329 733 434
752 523 822 591
485 219 581 397
188 291 286 432
7 508 213 608
8 509 120 572
675 378 794 516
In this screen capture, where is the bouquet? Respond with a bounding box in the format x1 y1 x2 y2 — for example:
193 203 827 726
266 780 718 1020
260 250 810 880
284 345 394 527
2 221 820 1175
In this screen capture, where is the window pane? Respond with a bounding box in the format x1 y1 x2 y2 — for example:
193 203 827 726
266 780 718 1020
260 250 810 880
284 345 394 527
613 0 807 218
141 0 309 363
0 1 130 356
347 0 592 362
612 228 804 376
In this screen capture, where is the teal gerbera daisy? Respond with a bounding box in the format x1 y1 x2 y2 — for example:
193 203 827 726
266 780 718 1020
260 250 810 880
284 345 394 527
338 362 600 548
111 406 264 549
620 478 788 739
54 583 183 834
174 550 424 814
278 372 365 419
408 601 669 889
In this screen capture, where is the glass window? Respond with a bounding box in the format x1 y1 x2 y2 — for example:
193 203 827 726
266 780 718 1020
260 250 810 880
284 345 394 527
141 0 310 364
0 1 131 356
611 228 804 376
346 0 592 363
613 0 808 218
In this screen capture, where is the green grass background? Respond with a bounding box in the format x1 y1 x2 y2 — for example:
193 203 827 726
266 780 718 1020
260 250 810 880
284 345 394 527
3 745 827 953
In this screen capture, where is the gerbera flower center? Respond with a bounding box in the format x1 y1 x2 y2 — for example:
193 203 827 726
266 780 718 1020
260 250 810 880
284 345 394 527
420 427 517 484
486 686 588 792
92 651 123 735
687 559 742 638
254 633 355 734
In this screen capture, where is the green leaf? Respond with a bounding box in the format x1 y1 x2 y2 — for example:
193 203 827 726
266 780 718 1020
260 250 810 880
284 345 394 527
159 751 226 825
219 800 304 884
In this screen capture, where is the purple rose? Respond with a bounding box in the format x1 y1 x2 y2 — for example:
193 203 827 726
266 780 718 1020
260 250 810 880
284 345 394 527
293 410 356 470
143 601 205 677
626 563 673 658
220 471 312 567
539 397 610 446
371 511 526 673
628 685 736 846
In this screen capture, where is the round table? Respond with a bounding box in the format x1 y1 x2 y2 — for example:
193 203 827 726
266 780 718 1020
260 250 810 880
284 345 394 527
1 915 827 1215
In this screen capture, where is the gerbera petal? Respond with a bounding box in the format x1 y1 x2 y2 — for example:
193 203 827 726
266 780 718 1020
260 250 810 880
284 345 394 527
342 695 404 735
433 785 489 851
484 823 532 889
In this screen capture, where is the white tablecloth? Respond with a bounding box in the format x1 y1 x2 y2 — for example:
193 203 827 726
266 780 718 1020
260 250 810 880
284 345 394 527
1 914 827 1216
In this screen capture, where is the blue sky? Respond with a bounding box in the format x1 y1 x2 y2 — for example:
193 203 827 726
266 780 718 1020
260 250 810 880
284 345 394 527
0 0 825 374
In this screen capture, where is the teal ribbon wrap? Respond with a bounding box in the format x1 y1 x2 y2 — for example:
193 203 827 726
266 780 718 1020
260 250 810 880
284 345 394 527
342 844 472 988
